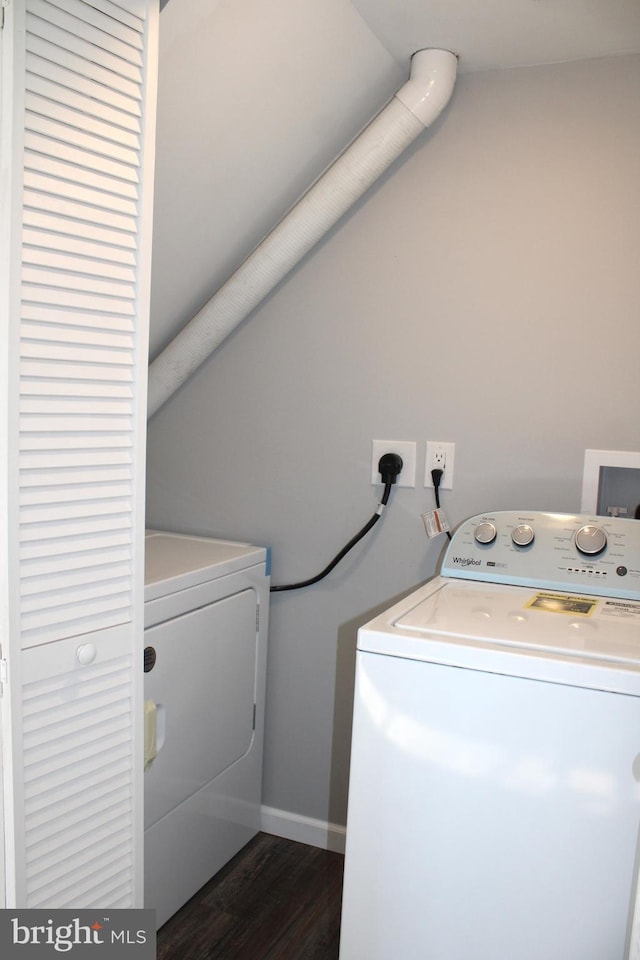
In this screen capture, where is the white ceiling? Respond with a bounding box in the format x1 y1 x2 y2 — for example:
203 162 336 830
353 0 640 72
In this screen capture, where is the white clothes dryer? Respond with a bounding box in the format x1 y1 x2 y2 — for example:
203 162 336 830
340 511 640 960
143 530 269 927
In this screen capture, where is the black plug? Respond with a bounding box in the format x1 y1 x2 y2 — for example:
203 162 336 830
430 467 451 539
431 468 444 490
431 467 444 507
378 453 403 485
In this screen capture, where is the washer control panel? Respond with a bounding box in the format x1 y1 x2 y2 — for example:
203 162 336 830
442 511 640 600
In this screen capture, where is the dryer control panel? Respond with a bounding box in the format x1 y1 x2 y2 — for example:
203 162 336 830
441 511 640 600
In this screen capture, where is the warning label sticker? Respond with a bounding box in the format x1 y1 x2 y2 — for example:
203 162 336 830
526 592 598 616
600 600 640 619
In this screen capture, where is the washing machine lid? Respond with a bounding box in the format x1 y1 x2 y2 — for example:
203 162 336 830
358 577 640 694
145 530 265 600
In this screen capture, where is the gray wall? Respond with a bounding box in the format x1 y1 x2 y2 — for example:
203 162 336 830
146 54 640 829
149 0 403 357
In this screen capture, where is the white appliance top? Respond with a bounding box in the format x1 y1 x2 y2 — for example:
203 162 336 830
145 530 266 601
358 512 640 693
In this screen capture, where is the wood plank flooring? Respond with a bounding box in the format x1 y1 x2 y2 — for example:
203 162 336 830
156 833 345 960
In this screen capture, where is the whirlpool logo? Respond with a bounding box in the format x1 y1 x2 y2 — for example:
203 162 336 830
0 909 155 958
452 556 481 567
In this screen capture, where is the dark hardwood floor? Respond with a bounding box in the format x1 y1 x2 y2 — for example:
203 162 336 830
156 833 345 960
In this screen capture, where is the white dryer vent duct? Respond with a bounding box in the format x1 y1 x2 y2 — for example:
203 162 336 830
147 48 458 418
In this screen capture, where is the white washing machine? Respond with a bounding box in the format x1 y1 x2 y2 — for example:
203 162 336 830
340 511 640 960
143 530 269 927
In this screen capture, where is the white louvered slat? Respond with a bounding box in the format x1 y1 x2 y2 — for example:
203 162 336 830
24 189 137 233
20 398 133 417
25 93 141 151
21 349 133 374
21 577 131 636
30 807 133 870
30 832 132 890
20 509 132 540
22 398 132 422
25 114 140 166
25 768 131 821
37 852 131 907
27 7 143 80
23 473 132 504
23 251 136 287
20 360 134 382
23 169 139 214
21 436 132 455
22 605 133 647
26 32 141 100
20 496 131 523
21 543 132 577
23 227 137 266
24 155 140 203
48 0 144 46
24 660 130 716
20 476 132 500
85 0 144 32
20 529 132 560
21 286 136 315
22 269 137 301
25 54 142 119
20 387 134 405
26 73 142 133
21 323 135 349
20 439 132 457
24 739 131 790
23 208 136 251
20 464 134 487
23 271 137 305
24 131 140 187
29 0 144 62
21 302 135 330
21 563 132 599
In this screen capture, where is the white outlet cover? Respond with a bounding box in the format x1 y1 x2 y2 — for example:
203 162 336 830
425 441 455 490
371 440 416 488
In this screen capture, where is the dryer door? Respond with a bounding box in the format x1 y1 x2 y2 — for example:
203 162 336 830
143 588 257 827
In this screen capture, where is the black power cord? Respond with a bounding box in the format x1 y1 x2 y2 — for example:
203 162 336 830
431 467 452 540
270 453 403 592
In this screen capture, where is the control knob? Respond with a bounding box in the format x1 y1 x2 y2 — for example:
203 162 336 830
575 524 607 556
474 521 497 545
511 523 534 547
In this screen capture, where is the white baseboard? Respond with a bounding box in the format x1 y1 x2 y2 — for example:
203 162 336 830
260 805 346 855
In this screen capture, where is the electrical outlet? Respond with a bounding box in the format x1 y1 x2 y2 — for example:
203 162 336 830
425 441 455 490
371 440 416 488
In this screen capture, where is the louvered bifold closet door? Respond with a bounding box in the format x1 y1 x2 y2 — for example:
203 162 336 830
2 0 157 908
21 0 147 648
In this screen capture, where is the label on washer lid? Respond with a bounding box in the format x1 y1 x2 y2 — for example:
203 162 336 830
600 599 640 619
526 592 598 616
